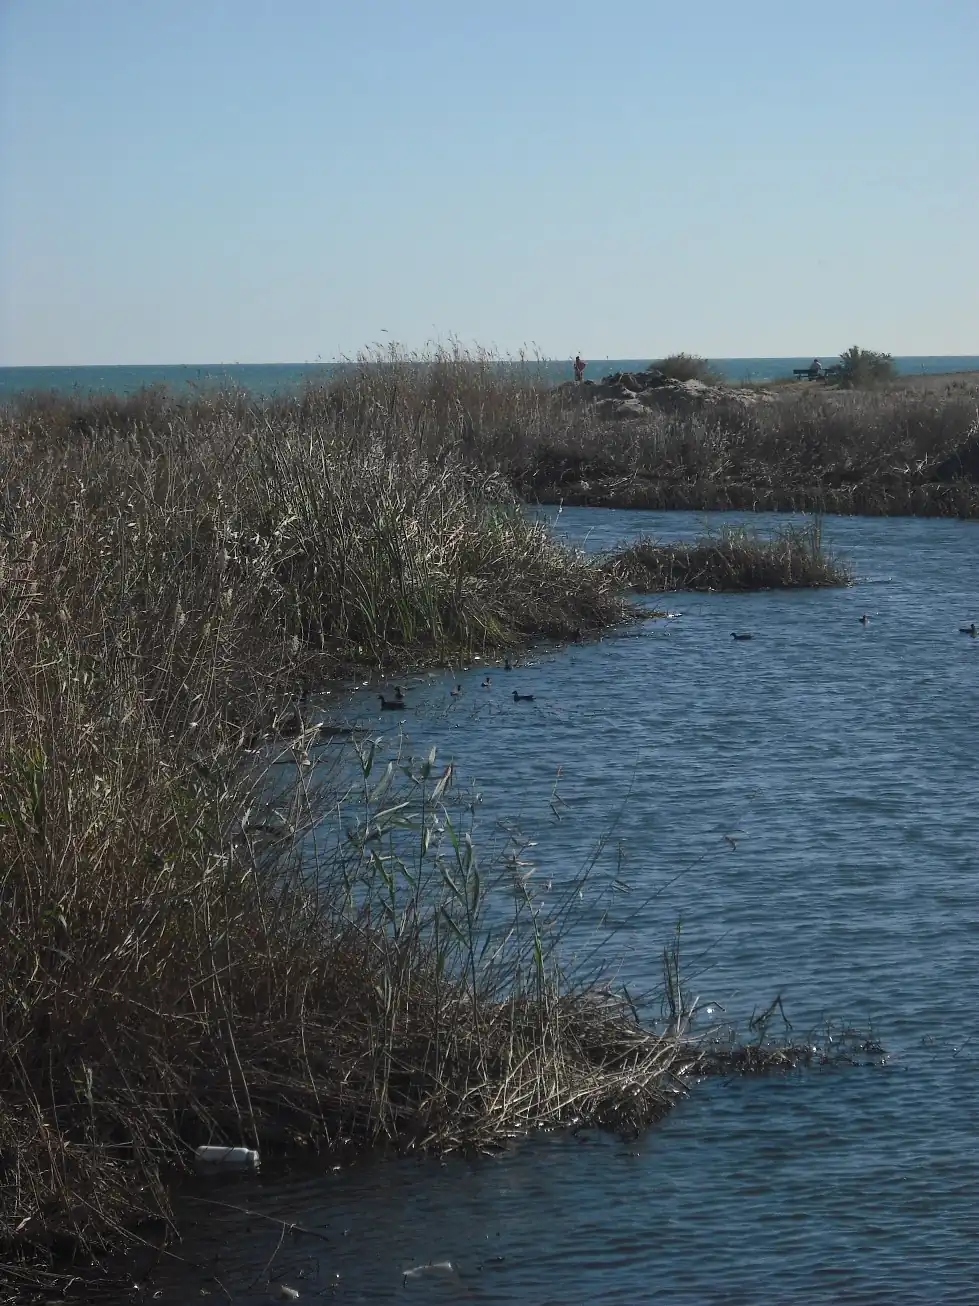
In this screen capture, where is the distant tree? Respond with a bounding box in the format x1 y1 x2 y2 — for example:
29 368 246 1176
649 353 724 384
835 346 896 389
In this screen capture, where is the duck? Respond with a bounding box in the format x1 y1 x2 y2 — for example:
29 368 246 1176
512 690 535 702
959 623 978 637
378 695 404 711
450 684 463 697
731 632 753 641
859 614 870 625
481 676 492 688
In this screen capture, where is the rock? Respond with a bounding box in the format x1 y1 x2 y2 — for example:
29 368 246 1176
635 368 671 388
601 370 643 391
557 368 775 420
591 382 639 401
611 399 647 420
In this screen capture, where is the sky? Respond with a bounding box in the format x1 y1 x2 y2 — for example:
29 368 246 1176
1 0 977 365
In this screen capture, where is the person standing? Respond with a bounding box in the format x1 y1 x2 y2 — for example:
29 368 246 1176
574 354 586 383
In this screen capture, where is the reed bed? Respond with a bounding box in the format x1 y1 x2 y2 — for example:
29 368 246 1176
521 386 979 510
0 389 671 1296
0 370 875 1299
606 520 851 592
13 348 979 516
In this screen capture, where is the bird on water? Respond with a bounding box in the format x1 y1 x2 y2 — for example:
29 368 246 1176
450 684 463 697
731 632 753 641
960 623 978 636
378 695 404 711
512 690 534 702
859 614 870 625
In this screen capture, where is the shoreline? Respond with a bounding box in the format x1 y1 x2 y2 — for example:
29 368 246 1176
531 477 979 518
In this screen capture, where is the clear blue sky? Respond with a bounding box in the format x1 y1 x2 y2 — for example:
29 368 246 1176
1 0 976 365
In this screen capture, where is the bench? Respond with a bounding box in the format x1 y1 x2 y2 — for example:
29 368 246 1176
792 364 843 381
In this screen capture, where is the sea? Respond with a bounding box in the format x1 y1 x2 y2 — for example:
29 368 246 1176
1 356 979 401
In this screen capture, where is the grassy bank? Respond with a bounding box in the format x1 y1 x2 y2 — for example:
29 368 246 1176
1 376 869 1299
608 521 852 592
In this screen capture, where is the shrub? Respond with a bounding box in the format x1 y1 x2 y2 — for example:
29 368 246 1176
834 346 896 389
648 353 724 385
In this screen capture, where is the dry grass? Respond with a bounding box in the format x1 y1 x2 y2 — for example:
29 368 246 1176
606 519 852 592
15 348 979 516
0 365 879 1300
0 388 654 1292
526 381 979 515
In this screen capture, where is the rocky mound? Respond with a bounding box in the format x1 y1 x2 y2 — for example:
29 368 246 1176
555 367 774 420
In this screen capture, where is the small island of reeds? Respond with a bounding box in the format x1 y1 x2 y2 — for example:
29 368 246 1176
607 520 852 592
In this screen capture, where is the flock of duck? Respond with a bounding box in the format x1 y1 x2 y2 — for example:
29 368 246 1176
379 659 535 712
732 616 979 640
377 618 979 711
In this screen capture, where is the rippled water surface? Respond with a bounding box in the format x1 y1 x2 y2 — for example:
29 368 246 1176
155 510 979 1304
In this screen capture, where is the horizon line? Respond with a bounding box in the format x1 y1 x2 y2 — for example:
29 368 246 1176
3 351 979 370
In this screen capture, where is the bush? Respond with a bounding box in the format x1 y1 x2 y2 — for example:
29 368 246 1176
648 353 724 385
834 346 896 389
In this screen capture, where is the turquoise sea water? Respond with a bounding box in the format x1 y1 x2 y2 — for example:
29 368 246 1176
2 356 979 400
148 509 979 1304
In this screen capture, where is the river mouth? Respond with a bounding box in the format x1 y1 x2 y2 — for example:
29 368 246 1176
151 508 979 1305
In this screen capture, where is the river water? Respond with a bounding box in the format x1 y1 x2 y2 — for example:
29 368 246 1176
151 509 979 1304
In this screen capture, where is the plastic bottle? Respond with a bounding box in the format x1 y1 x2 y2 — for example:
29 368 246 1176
193 1145 260 1171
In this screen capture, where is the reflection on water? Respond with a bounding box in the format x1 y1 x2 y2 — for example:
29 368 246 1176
152 510 979 1304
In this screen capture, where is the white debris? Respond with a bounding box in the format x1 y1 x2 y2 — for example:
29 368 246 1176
193 1145 260 1172
403 1260 456 1285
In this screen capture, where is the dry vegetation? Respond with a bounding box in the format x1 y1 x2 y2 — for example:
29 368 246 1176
608 520 851 592
521 378 979 516
0 356 874 1298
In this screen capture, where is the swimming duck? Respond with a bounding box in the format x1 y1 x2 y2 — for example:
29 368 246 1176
859 614 870 625
450 684 463 697
378 695 404 711
731 632 753 641
959 623 978 637
481 676 492 688
512 690 535 702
